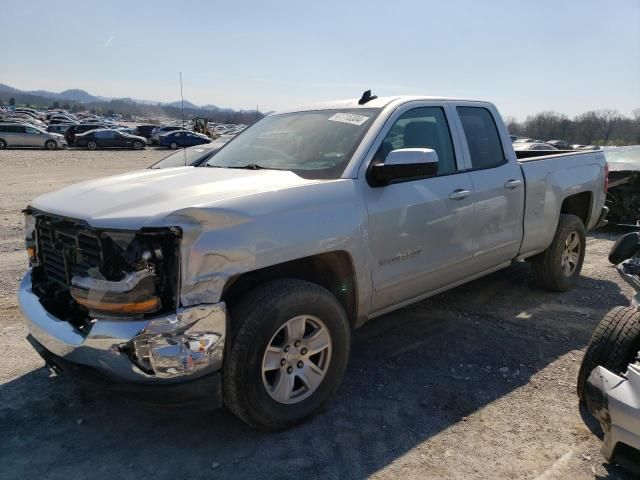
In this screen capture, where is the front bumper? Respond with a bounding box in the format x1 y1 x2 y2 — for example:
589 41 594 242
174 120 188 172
27 334 222 407
586 364 640 460
18 271 227 386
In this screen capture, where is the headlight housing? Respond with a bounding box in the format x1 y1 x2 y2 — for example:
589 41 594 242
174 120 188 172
68 229 180 317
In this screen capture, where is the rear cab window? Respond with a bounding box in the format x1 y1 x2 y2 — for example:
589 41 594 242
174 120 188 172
456 106 506 170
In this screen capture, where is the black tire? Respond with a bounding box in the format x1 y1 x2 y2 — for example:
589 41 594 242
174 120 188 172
45 139 57 150
170 142 178 150
531 214 586 292
577 306 640 400
608 232 640 265
0 139 6 149
133 141 143 150
223 279 351 431
87 141 97 151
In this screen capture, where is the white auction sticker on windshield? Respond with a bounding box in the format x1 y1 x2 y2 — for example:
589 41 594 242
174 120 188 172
328 113 370 126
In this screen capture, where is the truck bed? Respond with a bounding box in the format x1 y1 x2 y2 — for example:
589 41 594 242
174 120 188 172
516 149 607 258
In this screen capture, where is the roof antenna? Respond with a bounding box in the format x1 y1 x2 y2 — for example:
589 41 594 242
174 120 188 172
358 90 377 105
180 72 187 166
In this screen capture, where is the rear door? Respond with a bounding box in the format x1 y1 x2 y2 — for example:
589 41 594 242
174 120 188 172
453 104 525 271
363 102 476 311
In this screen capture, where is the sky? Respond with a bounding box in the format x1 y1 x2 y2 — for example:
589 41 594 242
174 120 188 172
1 0 639 119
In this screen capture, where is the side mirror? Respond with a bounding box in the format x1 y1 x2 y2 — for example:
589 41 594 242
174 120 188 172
372 148 439 185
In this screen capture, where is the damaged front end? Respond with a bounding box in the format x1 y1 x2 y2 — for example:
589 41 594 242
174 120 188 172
605 146 640 226
607 171 640 225
21 208 227 385
27 208 181 329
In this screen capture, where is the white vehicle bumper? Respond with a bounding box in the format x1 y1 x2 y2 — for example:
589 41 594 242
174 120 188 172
586 363 640 459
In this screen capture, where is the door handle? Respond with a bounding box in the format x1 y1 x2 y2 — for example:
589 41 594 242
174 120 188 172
449 189 471 200
504 179 522 189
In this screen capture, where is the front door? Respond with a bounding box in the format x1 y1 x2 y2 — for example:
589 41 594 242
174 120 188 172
24 126 43 147
364 104 476 312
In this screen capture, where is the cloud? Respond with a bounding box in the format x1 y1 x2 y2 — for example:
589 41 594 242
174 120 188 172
104 36 115 47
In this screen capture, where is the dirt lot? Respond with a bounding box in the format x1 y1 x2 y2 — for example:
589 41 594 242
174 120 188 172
1 148 639 480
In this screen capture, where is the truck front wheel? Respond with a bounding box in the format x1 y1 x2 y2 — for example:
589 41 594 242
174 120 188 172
531 214 586 292
223 279 351 430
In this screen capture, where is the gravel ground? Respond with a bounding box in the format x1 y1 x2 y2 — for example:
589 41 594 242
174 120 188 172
1 148 639 480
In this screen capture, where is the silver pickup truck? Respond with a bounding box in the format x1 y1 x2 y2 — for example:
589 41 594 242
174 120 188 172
19 94 608 430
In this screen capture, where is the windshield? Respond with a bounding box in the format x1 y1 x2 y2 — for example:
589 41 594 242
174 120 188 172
205 109 380 179
150 147 215 169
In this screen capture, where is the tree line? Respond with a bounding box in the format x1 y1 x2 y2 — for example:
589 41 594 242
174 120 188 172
504 109 640 146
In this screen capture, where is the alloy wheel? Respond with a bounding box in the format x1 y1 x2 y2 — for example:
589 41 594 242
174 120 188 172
561 231 581 276
261 315 332 404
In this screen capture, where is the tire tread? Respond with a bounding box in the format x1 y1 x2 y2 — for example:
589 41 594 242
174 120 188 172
532 214 586 292
577 306 640 400
223 278 349 430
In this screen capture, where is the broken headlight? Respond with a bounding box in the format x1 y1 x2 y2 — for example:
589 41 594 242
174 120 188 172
69 229 180 318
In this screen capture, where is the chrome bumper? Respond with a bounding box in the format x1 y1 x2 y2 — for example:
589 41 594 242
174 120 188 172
586 364 640 460
19 271 226 384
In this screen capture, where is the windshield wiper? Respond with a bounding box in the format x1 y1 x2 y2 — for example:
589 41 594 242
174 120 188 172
207 164 286 171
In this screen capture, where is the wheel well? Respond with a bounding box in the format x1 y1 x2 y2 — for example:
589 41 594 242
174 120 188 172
561 192 592 226
221 251 358 328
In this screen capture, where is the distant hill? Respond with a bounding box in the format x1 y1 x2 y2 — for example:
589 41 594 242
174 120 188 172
0 82 262 124
0 83 230 110
163 99 200 109
27 88 99 103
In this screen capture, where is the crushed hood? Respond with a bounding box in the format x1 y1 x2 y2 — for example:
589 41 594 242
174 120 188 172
30 166 321 229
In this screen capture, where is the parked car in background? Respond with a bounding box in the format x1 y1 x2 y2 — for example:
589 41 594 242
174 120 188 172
133 125 157 139
65 124 110 145
0 123 67 150
150 125 183 144
578 145 602 151
115 127 135 135
150 135 232 168
604 146 640 225
159 130 211 149
547 139 571 150
47 125 73 135
513 142 558 151
74 129 146 150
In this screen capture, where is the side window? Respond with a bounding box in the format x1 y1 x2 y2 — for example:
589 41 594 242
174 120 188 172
376 106 457 175
25 127 39 134
8 125 26 133
457 107 506 169
95 130 114 139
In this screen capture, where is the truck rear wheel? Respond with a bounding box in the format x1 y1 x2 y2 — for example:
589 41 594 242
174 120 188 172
531 214 586 292
577 306 640 400
223 279 350 431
